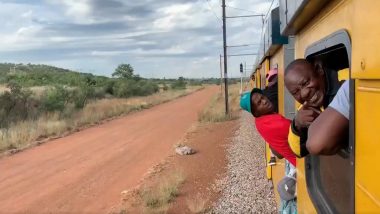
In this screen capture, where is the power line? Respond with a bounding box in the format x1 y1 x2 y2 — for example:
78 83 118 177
258 0 276 50
205 0 222 22
227 43 259 48
227 53 258 57
225 5 261 14
226 14 264 19
219 0 268 114
264 0 276 21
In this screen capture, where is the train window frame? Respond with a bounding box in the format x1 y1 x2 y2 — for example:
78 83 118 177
284 36 295 119
303 29 355 214
269 63 280 113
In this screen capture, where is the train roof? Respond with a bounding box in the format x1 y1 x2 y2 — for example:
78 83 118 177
254 7 288 71
279 0 330 35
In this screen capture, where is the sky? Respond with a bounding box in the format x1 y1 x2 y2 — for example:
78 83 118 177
0 0 275 78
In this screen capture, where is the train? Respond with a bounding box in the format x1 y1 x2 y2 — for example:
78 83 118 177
249 0 380 213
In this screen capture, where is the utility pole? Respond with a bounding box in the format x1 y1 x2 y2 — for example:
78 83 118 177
222 0 229 115
219 3 263 114
219 54 223 96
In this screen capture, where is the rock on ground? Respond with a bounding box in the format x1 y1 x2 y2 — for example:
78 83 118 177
209 111 277 214
175 145 195 155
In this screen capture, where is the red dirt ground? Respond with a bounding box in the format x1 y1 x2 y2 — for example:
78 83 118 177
0 86 218 213
167 120 238 214
124 120 238 213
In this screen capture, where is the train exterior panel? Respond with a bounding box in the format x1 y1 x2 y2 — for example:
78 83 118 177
280 0 380 212
268 46 287 205
355 79 380 212
252 6 295 207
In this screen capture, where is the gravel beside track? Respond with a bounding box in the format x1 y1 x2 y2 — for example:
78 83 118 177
210 111 277 213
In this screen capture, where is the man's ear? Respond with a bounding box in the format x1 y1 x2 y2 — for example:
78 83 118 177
314 60 324 76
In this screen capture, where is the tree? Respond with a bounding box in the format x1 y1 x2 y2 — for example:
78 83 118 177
112 64 134 79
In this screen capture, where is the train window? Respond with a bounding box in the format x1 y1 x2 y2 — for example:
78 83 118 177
304 30 354 214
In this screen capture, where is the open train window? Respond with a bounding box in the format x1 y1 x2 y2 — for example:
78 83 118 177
304 30 354 214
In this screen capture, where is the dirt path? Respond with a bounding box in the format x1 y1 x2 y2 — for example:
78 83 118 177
0 86 217 214
167 120 238 214
124 120 238 213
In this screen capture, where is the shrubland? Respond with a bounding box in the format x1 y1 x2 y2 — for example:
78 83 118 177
0 63 206 152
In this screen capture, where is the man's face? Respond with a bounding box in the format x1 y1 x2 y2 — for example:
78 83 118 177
251 93 274 117
285 64 326 107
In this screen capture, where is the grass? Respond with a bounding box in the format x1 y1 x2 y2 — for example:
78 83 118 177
0 84 52 98
140 169 185 213
186 193 209 214
198 84 241 123
0 86 203 153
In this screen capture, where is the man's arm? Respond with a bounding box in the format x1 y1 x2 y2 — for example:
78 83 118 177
306 107 349 155
287 104 318 158
306 81 350 155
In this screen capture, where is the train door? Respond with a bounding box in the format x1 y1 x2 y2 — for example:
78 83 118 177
303 30 354 213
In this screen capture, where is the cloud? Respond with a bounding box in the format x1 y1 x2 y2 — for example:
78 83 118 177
21 9 33 18
153 3 208 30
0 0 274 78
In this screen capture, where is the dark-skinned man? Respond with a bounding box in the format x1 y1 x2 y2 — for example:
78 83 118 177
240 79 297 211
240 82 296 167
284 59 344 156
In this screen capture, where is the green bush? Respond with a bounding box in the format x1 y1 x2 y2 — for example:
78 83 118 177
41 85 70 112
171 77 187 90
0 82 39 128
93 87 106 99
113 80 159 98
104 80 116 95
70 85 101 109
113 81 131 98
138 80 159 96
71 89 87 109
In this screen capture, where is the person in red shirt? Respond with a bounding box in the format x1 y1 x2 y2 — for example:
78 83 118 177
241 83 298 207
240 86 296 167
